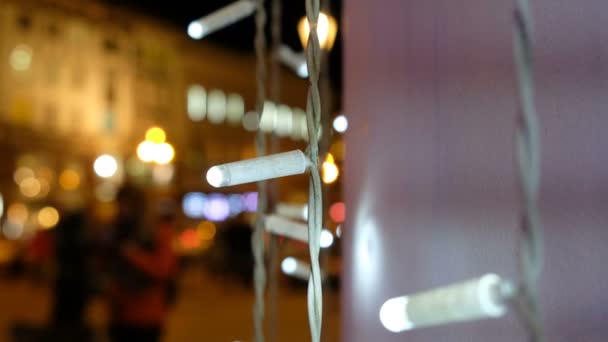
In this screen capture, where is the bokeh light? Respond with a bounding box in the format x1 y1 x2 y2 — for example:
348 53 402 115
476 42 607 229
38 178 50 198
13 167 34 185
9 44 33 71
329 202 346 223
2 220 24 240
281 257 298 274
59 169 81 190
7 203 28 223
322 153 339 184
153 164 175 185
226 93 245 125
207 89 226 124
93 154 118 178
38 206 60 229
197 221 217 241
95 182 118 203
320 229 334 248
275 105 293 137
203 194 230 222
183 192 207 219
188 85 207 121
242 192 258 212
332 114 348 133
145 126 166 144
259 101 277 132
180 228 201 249
228 194 244 216
297 12 338 50
0 193 3 219
19 177 41 198
242 111 260 132
137 141 156 162
154 143 175 165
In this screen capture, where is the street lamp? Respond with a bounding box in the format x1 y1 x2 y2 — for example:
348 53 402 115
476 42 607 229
297 12 338 51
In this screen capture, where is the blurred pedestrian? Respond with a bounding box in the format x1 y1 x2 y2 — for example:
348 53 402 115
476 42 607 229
50 209 92 341
107 186 177 342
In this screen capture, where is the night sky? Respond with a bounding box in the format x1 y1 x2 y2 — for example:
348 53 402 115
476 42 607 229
103 0 343 91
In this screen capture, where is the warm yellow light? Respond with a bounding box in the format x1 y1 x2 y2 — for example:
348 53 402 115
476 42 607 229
59 169 81 190
322 153 339 184
7 203 28 223
154 143 175 165
13 167 34 185
9 44 33 71
38 207 60 229
145 127 166 144
197 221 217 241
298 12 338 51
137 141 157 162
20 177 41 198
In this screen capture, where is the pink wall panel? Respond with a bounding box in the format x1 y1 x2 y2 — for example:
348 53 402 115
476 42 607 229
342 1 608 341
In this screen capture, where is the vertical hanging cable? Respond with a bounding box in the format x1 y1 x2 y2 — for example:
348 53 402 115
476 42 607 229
253 0 268 341
304 0 324 341
512 0 544 341
268 0 282 341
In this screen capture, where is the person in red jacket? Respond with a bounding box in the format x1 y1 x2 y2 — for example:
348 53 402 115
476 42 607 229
107 186 177 342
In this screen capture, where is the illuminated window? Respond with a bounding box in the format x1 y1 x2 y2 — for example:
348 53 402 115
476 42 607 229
207 89 226 124
187 85 206 121
226 93 245 125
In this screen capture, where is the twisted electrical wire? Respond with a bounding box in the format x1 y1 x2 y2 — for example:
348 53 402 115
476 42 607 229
512 0 544 340
253 0 268 340
304 0 324 341
268 0 282 340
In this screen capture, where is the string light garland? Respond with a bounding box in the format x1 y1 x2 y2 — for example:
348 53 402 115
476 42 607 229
304 0 325 339
198 0 326 339
380 274 514 332
376 0 544 337
187 0 256 39
512 0 544 340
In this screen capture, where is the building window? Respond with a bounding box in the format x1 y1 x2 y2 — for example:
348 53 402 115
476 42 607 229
47 23 60 37
17 15 32 31
103 39 119 53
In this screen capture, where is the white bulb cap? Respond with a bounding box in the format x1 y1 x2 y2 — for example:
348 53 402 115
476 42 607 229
278 45 308 79
281 257 310 280
380 273 509 332
206 150 308 187
188 0 256 40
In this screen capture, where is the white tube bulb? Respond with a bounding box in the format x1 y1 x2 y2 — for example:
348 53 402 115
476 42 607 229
278 45 308 78
276 203 308 221
188 0 256 39
265 215 332 249
265 215 308 242
379 274 509 333
206 150 308 187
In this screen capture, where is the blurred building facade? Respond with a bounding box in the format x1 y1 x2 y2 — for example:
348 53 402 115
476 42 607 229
0 0 312 208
